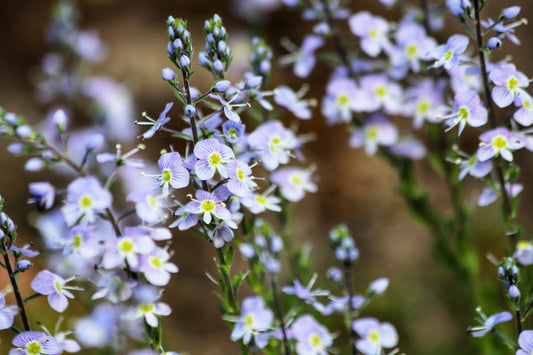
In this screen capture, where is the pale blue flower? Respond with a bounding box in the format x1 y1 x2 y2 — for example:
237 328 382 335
9 331 62 355
292 314 334 355
353 318 399 355
61 176 112 226
231 296 273 347
194 138 235 180
470 311 512 337
31 270 81 313
517 330 533 355
430 34 468 70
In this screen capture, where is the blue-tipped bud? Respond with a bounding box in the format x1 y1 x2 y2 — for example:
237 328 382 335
487 37 502 50
7 142 24 154
17 260 32 272
218 41 227 53
167 42 174 56
3 112 17 125
270 235 283 254
167 16 175 25
16 125 32 138
199 52 211 67
509 285 520 298
239 243 255 259
213 59 224 72
246 75 263 89
52 109 67 131
25 157 45 172
327 267 343 283
86 134 104 151
180 55 191 68
173 38 183 50
184 104 196 116
162 67 176 82
214 80 231 92
503 6 521 19
0 212 14 233
168 26 175 39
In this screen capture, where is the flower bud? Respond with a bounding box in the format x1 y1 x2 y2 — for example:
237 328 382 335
16 125 32 138
184 105 196 116
52 109 68 131
86 134 104 151
180 55 191 68
509 285 520 299
487 37 502 50
214 80 231 92
161 67 176 82
503 6 520 19
213 59 224 73
17 260 32 272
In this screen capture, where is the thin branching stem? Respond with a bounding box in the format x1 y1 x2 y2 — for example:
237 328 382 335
269 274 292 355
2 242 30 331
472 0 512 227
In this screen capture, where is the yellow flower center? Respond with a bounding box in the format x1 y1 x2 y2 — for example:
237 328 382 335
150 256 162 268
493 136 507 150
256 195 267 205
79 196 92 209
119 239 134 254
337 94 350 107
507 77 519 91
147 195 158 208
161 169 172 183
237 169 245 180
369 28 378 39
457 107 469 120
139 302 154 313
375 85 386 98
368 330 380 343
405 44 418 58
27 341 42 355
417 100 430 115
73 234 82 250
310 333 323 348
244 314 254 328
366 126 379 140
290 174 302 186
54 280 63 293
209 153 222 166
523 99 531 110
443 50 453 62
201 199 215 212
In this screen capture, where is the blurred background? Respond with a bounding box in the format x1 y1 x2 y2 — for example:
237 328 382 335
0 0 532 354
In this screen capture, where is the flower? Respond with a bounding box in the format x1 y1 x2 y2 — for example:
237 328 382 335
9 331 62 355
31 270 81 312
489 63 529 108
349 12 390 57
517 330 533 355
429 34 468 70
441 90 487 135
353 318 399 355
28 182 55 210
136 102 173 139
131 300 172 328
0 293 17 330
274 85 313 120
226 159 257 197
194 138 235 180
231 296 273 347
155 152 190 195
126 187 167 224
469 311 512 337
270 167 317 202
514 241 533 266
350 115 398 155
291 314 334 355
248 121 299 171
61 176 112 226
477 127 525 162
184 190 232 225
139 247 179 286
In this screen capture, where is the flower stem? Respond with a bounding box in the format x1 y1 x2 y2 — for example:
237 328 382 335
269 274 292 355
181 68 209 192
343 264 357 355
2 242 30 331
320 0 357 80
216 247 239 314
472 0 513 234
